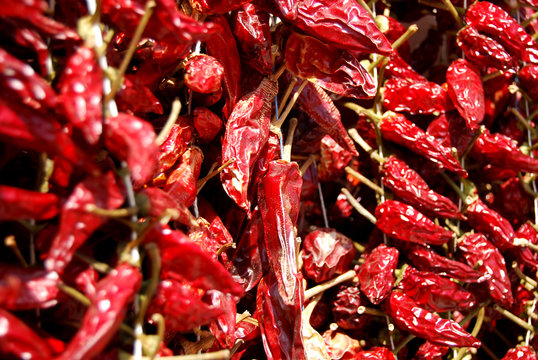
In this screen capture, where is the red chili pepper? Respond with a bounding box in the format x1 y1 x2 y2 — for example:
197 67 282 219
413 341 449 360
519 65 538 103
56 263 141 360
318 135 354 182
380 111 467 177
221 77 278 215
0 185 59 220
494 177 534 226
332 285 371 330
357 244 398 305
189 0 248 14
0 265 59 310
164 146 204 208
138 187 196 227
383 78 453 115
0 308 53 360
502 346 538 360
381 156 464 220
116 76 163 115
184 54 224 94
446 58 485 131
58 46 103 145
515 222 538 269
193 106 223 143
301 228 355 283
384 54 427 82
457 233 514 308
354 347 396 360
322 329 361 359
402 243 486 283
375 200 454 246
383 291 481 348
2 21 50 76
154 116 194 176
397 266 476 312
285 31 376 98
378 15 411 61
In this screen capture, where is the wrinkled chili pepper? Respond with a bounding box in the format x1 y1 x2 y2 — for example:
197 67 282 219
138 187 196 227
519 65 538 103
381 155 464 220
332 285 371 330
318 135 354 182
502 346 538 360
184 54 224 94
397 266 476 312
383 291 481 347
457 232 514 308
383 78 453 115
446 58 485 131
56 263 141 360
0 185 59 220
413 341 449 360
354 347 396 360
375 200 454 246
515 222 538 269
193 106 223 143
116 76 163 115
285 31 376 98
0 265 59 310
221 77 278 215
301 228 355 283
189 0 248 14
0 308 53 360
164 146 204 208
384 54 427 82
357 244 398 305
154 116 194 177
322 329 361 360
380 111 467 177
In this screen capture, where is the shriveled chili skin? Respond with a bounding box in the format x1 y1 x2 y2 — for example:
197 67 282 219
322 329 361 359
375 200 454 246
383 291 481 348
332 285 371 330
0 185 59 221
164 146 204 208
318 135 353 182
446 58 485 131
0 265 59 310
457 233 514 308
354 347 396 360
519 65 538 102
380 112 467 177
384 54 427 82
383 78 453 115
501 346 538 360
381 156 464 220
189 0 249 14
184 54 224 94
357 244 398 305
193 106 222 143
413 341 449 360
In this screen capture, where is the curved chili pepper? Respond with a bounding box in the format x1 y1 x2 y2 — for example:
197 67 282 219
515 222 538 269
375 200 454 246
0 185 59 221
116 76 163 115
164 146 204 208
383 291 481 348
332 285 371 330
184 54 224 94
381 156 464 220
501 346 538 360
322 329 361 359
413 341 449 360
457 233 514 308
446 58 485 131
318 135 353 182
383 78 453 115
358 244 398 305
380 111 467 177
285 31 376 98
154 117 194 176
0 265 59 310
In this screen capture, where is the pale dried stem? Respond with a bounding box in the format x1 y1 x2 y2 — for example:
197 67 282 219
156 98 182 146
305 270 356 300
345 167 384 195
283 118 298 162
341 188 377 225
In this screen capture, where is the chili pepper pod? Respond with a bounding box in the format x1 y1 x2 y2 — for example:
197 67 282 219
0 265 59 310
519 65 538 103
322 329 362 359
164 146 203 208
357 244 398 305
154 117 194 176
184 54 224 94
514 222 538 269
383 291 481 348
379 111 467 177
383 78 453 115
285 31 376 99
381 156 464 220
354 347 396 360
375 200 454 246
193 106 223 143
446 58 485 131
457 232 514 308
0 185 59 220
384 54 427 82
116 76 163 116
413 341 449 360
332 285 371 330
318 135 354 182
221 76 278 215
502 346 538 360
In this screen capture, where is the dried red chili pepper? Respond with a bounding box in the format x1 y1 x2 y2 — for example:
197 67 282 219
189 0 248 14
233 2 273 75
56 262 141 360
502 346 538 360
380 111 467 177
456 26 518 72
494 177 533 226
377 14 411 61
357 244 398 305
381 156 464 220
193 106 223 143
0 265 59 310
332 285 371 330
0 308 53 360
384 54 427 82
221 77 278 215
184 54 224 94
446 58 485 131
285 31 376 98
402 243 486 283
519 65 538 103
383 291 481 347
397 266 476 312
164 146 204 208
514 222 538 269
0 185 59 220
45 172 124 274
354 347 396 360
383 78 453 115
413 341 449 360
154 116 194 176
58 46 103 145
138 187 196 227
318 135 354 182
322 329 361 359
301 228 355 283
457 233 514 308
116 76 163 115
375 200 454 246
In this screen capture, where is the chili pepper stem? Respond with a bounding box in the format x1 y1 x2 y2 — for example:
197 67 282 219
156 98 182 146
105 0 157 103
392 334 415 356
299 155 315 175
353 241 366 253
481 70 504 82
57 282 91 306
523 10 538 28
439 172 468 203
304 293 323 322
356 0 375 18
461 125 486 160
341 188 377 225
512 261 538 289
348 128 384 163
440 0 463 26
144 313 164 359
305 270 356 300
196 157 236 194
532 32 538 41
5 235 28 268
272 63 286 81
315 164 330 228
480 343 501 360
492 304 535 332
283 117 298 162
137 243 161 326
122 350 232 360
85 204 139 218
367 24 419 71
272 80 307 129
357 306 386 317
345 166 384 195
275 77 298 120
344 103 381 123
514 237 538 253
511 108 533 131
74 252 112 273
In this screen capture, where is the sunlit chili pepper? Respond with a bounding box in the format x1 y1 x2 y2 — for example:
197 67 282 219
138 187 196 227
381 156 464 220
285 31 376 98
384 54 427 82
2 21 49 76
354 347 396 360
0 185 59 221
383 78 453 115
0 265 59 310
189 0 248 14
318 135 354 182
375 200 454 246
519 65 538 102
380 111 467 177
184 54 224 94
501 346 538 360
457 232 514 308
221 77 278 215
322 329 361 360
383 291 481 347
0 308 53 360
56 263 141 360
357 244 398 305
164 146 204 208
154 116 194 176
514 222 538 269
397 266 476 312
446 58 485 131
332 285 371 330
301 228 355 283
116 76 163 115
193 106 223 143
413 341 449 360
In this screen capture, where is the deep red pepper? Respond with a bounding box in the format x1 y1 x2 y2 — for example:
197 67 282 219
357 244 398 305
515 222 538 269
354 347 396 360
0 185 59 221
332 285 371 330
384 54 427 82
502 346 538 360
375 200 454 246
184 54 224 94
383 291 481 348
189 0 248 14
413 341 449 360
322 329 361 359
0 265 59 310
318 135 354 182
164 146 204 208
381 155 464 220
446 58 485 131
154 116 194 176
193 106 223 143
116 76 163 115
383 78 453 115
519 65 538 103
138 187 196 227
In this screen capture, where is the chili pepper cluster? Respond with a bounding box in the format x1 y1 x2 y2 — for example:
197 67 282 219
1 0 538 359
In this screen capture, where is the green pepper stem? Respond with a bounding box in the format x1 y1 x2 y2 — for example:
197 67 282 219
367 24 418 71
299 155 316 176
273 81 307 129
440 0 463 26
392 334 415 356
